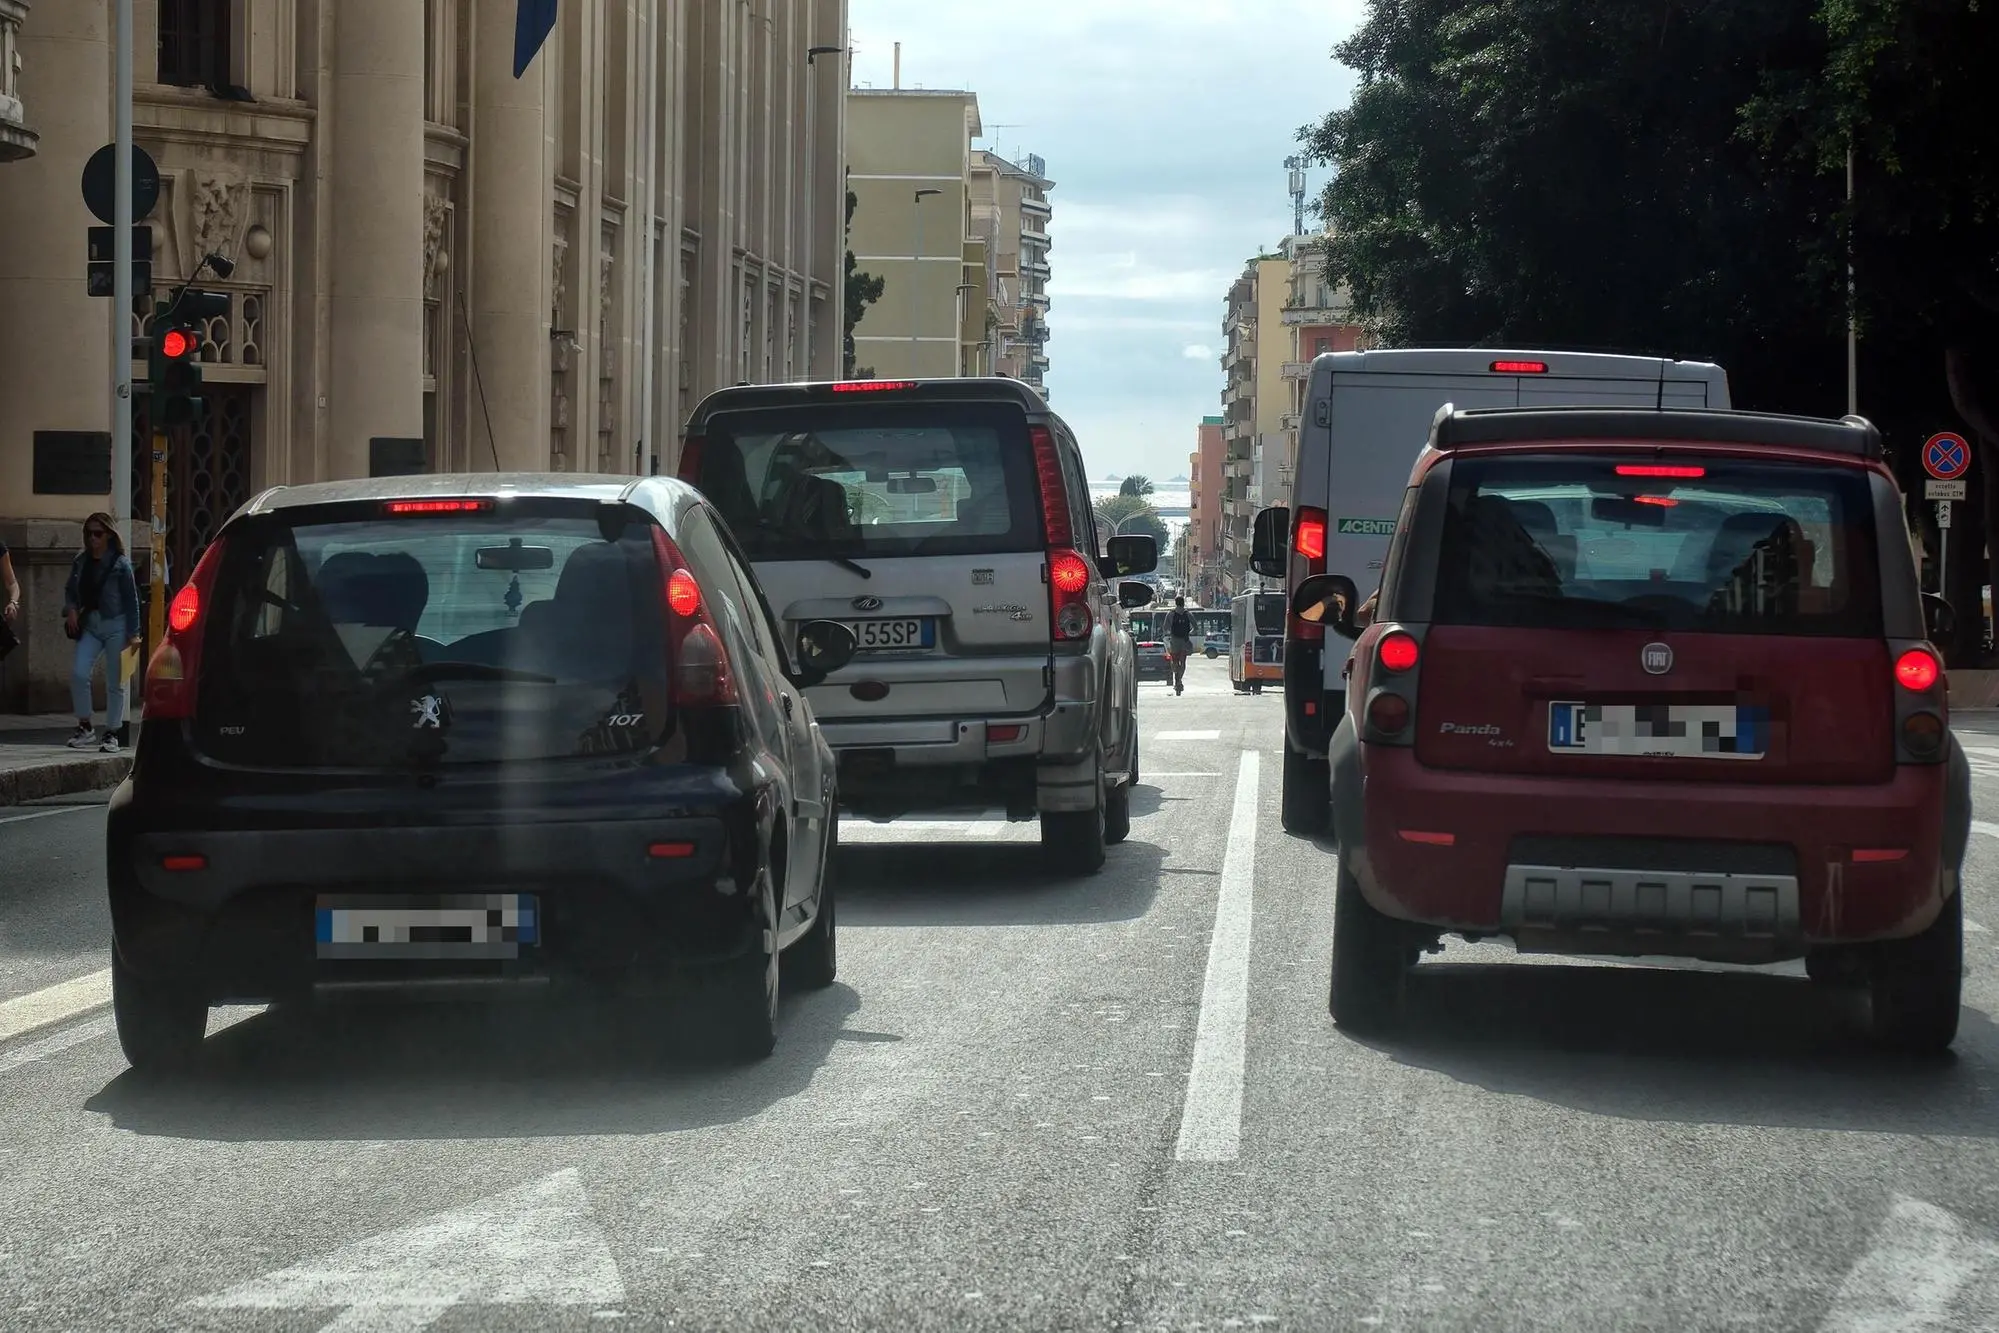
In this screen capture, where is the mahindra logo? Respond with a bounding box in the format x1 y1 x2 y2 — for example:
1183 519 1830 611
1642 642 1675 675
850 595 883 612
1439 722 1502 736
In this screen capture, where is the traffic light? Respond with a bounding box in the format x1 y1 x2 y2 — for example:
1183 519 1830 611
147 288 231 429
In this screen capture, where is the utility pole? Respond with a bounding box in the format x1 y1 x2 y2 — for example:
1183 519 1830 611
113 0 134 553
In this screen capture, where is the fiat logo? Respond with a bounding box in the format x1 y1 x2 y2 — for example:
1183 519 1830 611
850 595 883 612
1641 642 1674 675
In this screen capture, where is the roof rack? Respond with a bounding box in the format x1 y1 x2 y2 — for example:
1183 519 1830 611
1427 406 1884 461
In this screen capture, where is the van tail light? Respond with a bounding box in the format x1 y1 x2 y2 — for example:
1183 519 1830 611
1290 505 1329 644
675 435 705 484
650 527 740 707
142 539 228 721
1032 424 1093 642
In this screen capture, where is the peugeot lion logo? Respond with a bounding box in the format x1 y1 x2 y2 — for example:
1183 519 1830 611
851 595 884 612
1641 642 1675 676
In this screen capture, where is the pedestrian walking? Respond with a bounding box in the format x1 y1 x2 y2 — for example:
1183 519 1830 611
0 534 19 661
1166 595 1195 696
62 513 141 754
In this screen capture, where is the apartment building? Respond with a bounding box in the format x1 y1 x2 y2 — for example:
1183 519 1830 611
973 149 1053 397
0 0 849 712
1187 414 1225 604
1217 251 1292 596
1277 230 1365 482
845 87 992 379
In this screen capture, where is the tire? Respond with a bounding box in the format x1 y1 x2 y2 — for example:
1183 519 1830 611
688 874 780 1060
111 950 207 1075
783 818 839 992
1281 743 1331 836
1042 760 1107 875
1869 879 1963 1054
1104 779 1132 846
1328 860 1408 1034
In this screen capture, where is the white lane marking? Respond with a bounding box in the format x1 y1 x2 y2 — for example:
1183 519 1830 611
0 804 100 828
1819 1195 1999 1333
1972 821 1999 842
0 968 110 1043
0 1015 115 1075
1156 730 1222 741
191 1168 626 1331
1144 772 1223 778
1174 750 1260 1164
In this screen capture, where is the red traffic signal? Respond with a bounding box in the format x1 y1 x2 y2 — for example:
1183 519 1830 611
160 327 196 359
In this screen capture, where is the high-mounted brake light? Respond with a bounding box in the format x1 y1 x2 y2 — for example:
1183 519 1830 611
1491 360 1548 374
1377 631 1420 674
1895 648 1940 692
384 499 494 515
143 538 229 722
1615 465 1705 479
830 379 918 393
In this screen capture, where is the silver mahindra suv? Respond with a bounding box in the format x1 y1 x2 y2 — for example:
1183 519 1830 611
680 378 1157 874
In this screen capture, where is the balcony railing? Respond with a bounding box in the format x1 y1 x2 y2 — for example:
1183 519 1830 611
1281 305 1347 326
1281 361 1310 380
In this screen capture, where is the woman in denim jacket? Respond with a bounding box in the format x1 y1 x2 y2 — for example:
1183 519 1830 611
62 512 142 753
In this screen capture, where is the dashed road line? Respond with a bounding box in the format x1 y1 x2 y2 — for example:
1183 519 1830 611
1174 749 1260 1163
1155 730 1222 742
0 968 110 1043
0 803 101 828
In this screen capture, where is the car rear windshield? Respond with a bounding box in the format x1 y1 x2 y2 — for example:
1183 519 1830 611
694 400 1042 561
1432 453 1882 636
195 506 669 769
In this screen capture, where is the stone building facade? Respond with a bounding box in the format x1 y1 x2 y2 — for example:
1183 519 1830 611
0 0 849 711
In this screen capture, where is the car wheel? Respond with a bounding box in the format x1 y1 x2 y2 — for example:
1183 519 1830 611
1104 778 1132 847
784 818 839 992
1281 743 1331 836
111 949 207 1075
689 872 780 1060
1042 760 1108 876
1868 876 1962 1054
1329 859 1408 1034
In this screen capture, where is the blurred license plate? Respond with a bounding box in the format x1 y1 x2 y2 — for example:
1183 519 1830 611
315 894 538 960
848 618 934 651
1548 702 1767 759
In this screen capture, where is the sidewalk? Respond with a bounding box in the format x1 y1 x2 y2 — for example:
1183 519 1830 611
0 713 134 806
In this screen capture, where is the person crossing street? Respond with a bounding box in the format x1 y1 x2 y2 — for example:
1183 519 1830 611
1166 596 1195 696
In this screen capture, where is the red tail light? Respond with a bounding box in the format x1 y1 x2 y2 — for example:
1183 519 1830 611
1894 648 1940 692
1032 425 1093 641
1377 631 1420 674
143 539 228 721
676 435 705 483
650 527 740 706
1290 505 1330 644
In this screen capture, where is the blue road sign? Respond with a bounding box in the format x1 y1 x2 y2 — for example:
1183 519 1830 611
1924 432 1971 481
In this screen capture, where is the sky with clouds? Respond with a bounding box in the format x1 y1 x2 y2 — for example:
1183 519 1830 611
848 0 1369 482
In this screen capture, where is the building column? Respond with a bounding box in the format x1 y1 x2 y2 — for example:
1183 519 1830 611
325 0 424 480
470 0 553 471
0 0 108 519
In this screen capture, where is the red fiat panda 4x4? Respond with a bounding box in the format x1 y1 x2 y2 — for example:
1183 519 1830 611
1253 407 1970 1051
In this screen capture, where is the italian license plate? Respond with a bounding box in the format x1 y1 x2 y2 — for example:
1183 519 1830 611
315 894 538 960
849 617 934 651
1548 702 1768 760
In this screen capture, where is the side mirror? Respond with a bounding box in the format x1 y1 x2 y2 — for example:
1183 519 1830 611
791 619 859 688
1923 592 1956 643
1118 581 1155 609
1292 573 1362 640
1250 507 1290 579
1100 532 1159 577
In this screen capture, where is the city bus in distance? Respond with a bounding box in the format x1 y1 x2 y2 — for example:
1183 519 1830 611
1230 592 1286 694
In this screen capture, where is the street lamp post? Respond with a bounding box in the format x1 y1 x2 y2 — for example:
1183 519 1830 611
911 188 942 374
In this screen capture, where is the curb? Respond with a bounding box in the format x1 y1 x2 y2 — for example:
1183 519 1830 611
0 754 131 807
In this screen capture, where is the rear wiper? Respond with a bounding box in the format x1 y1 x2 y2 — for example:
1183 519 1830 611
822 554 872 579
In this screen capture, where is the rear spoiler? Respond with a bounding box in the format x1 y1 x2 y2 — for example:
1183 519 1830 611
1425 405 1884 461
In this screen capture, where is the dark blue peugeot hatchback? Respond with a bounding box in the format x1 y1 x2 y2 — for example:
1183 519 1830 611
105 475 858 1072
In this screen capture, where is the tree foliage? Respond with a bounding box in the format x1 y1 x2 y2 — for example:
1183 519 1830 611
1119 474 1155 498
1303 0 1999 660
843 174 886 379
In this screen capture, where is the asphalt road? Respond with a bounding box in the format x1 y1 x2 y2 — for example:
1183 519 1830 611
8 656 1999 1330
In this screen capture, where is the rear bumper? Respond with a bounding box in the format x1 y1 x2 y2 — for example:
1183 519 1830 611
1335 736 1957 958
108 807 765 1004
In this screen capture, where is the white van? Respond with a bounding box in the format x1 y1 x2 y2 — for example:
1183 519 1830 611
1251 348 1730 833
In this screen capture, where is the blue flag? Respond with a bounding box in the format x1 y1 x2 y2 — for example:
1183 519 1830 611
514 0 558 79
